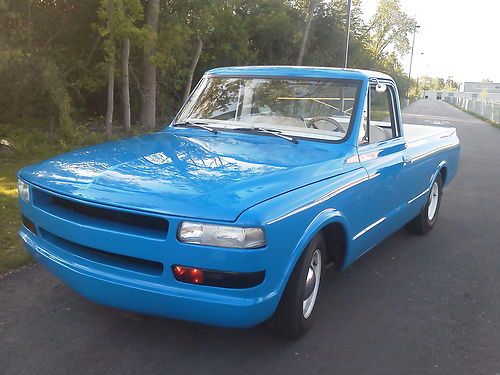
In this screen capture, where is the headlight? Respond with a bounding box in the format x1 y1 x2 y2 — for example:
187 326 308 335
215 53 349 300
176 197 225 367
17 179 30 202
178 222 265 249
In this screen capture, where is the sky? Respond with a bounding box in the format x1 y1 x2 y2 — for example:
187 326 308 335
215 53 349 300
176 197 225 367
361 0 500 83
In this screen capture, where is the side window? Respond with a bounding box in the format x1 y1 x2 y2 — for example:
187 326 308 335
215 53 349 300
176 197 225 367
364 84 399 144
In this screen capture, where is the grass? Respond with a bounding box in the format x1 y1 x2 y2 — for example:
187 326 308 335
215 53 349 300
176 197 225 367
447 102 500 129
0 122 111 274
0 173 29 274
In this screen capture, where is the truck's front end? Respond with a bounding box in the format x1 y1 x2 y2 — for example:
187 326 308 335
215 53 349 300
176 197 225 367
19 66 367 331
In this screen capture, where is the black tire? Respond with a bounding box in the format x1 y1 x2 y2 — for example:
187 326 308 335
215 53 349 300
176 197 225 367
405 174 443 235
267 233 326 339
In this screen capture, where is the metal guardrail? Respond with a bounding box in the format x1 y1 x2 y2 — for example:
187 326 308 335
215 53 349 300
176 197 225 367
444 96 500 124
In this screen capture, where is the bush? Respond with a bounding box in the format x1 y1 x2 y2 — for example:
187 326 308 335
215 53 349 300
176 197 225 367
0 49 78 138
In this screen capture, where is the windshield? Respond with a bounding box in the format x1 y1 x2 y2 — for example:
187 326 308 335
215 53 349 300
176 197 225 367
175 77 361 141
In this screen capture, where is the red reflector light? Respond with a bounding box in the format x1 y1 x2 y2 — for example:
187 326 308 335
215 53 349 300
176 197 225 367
173 265 204 285
22 215 37 235
172 265 265 289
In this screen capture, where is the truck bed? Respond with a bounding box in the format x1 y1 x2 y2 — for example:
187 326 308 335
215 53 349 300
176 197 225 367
404 123 457 144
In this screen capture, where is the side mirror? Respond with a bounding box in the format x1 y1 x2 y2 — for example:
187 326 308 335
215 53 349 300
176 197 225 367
375 83 387 93
259 105 272 114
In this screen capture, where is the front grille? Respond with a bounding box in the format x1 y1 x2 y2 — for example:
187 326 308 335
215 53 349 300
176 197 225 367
40 228 164 276
32 188 168 240
52 195 168 232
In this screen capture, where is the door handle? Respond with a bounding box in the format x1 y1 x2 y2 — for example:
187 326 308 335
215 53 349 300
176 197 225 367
402 155 413 164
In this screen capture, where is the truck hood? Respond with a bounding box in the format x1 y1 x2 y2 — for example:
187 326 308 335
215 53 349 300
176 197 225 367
19 128 355 222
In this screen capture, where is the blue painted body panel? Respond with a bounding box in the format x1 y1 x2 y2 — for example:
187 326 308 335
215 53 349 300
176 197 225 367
18 66 460 327
206 65 393 81
19 129 354 222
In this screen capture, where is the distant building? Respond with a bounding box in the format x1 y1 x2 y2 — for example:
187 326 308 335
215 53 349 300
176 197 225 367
421 81 500 102
420 90 444 100
460 82 500 94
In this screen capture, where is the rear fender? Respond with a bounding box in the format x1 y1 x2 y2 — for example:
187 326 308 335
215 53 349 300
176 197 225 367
430 160 447 189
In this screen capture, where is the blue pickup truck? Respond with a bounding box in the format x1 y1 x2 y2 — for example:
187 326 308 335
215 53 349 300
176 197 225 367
18 66 460 338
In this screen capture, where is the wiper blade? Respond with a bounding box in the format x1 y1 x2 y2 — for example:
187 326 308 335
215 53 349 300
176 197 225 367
173 121 218 134
232 127 298 144
296 113 308 128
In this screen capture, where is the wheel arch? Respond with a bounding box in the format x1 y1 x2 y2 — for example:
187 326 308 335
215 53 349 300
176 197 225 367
320 221 348 271
439 165 448 186
431 160 447 188
281 209 351 290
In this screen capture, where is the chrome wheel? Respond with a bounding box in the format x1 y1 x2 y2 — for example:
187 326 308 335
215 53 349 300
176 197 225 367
427 181 439 221
303 249 322 319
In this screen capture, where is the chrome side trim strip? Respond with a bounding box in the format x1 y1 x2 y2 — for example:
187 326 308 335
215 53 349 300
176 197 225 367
352 217 386 241
345 155 360 164
412 144 458 163
359 151 380 162
266 175 370 225
408 188 430 204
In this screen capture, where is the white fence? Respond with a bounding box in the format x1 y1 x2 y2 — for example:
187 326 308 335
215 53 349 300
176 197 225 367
444 96 500 124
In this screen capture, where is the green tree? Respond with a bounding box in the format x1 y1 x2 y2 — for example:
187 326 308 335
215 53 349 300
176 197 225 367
140 0 160 129
417 76 460 93
234 0 298 65
0 1 104 134
170 0 217 103
0 0 427 137
443 77 460 91
98 0 145 136
365 0 416 61
296 0 321 66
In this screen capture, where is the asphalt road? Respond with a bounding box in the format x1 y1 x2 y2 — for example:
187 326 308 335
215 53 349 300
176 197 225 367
1 100 499 375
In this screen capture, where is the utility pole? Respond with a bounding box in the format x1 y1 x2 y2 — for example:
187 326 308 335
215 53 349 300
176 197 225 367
406 24 420 98
343 0 352 68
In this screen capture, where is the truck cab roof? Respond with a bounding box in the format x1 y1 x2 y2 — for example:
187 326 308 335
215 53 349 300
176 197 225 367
206 65 394 82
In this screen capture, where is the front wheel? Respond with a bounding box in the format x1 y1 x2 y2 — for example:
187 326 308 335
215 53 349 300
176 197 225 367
405 174 443 235
267 234 326 339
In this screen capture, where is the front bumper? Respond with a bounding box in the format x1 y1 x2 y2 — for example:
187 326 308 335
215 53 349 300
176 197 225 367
20 228 280 328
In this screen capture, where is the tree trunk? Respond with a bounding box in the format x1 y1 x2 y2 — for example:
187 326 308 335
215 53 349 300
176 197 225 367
105 62 114 139
182 34 203 104
85 33 102 66
140 0 160 129
122 37 131 132
27 0 32 50
296 0 317 66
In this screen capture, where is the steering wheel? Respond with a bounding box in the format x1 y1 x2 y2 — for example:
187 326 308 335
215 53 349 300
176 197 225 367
307 116 346 133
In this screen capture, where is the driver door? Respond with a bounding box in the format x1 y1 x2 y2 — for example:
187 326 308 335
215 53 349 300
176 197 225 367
355 82 414 252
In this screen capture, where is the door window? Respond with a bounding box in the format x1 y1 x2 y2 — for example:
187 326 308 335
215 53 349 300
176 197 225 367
359 84 400 144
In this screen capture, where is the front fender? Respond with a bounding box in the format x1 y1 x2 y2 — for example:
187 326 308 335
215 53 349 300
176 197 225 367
275 208 352 294
238 165 369 304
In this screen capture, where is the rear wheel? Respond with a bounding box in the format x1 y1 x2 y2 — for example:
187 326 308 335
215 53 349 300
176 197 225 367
267 234 326 339
405 174 443 235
